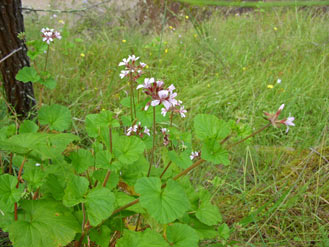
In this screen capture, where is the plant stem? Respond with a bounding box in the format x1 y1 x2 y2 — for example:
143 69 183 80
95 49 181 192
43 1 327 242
148 107 156 177
9 153 13 175
160 161 172 179
102 127 112 187
170 110 174 127
14 157 27 221
228 123 271 149
82 203 86 233
39 45 50 107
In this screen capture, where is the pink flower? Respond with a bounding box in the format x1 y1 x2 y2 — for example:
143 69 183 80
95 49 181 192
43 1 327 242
179 106 187 118
282 116 295 133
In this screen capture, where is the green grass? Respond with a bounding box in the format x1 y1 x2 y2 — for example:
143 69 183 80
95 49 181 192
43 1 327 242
21 6 329 246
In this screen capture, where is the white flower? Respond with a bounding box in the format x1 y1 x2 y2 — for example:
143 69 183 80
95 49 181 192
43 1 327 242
277 79 282 84
137 78 154 89
161 128 169 134
35 163 41 167
119 70 129 79
158 90 171 109
168 92 178 106
278 104 285 111
128 55 139 62
168 84 175 93
144 126 150 136
161 107 168 117
283 116 295 133
54 31 61 40
179 106 187 118
119 58 130 66
140 62 147 68
190 151 199 160
156 80 164 87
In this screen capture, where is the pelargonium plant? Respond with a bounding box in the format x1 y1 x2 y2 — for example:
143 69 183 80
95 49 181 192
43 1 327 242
0 53 295 247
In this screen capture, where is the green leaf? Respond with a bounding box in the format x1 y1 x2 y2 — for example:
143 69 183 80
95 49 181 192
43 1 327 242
0 124 16 140
19 120 39 134
8 199 80 247
201 140 229 165
85 111 120 138
38 104 72 131
42 174 66 200
116 230 140 247
39 76 57 89
0 133 48 155
0 174 24 212
117 229 169 247
15 66 40 83
70 149 94 173
194 114 230 141
89 225 112 247
121 156 149 185
92 169 119 190
113 136 145 164
218 223 230 240
115 192 144 214
167 223 199 247
168 150 192 169
135 178 190 224
181 214 218 240
63 175 89 207
196 201 222 226
22 164 45 191
85 186 115 226
95 150 112 169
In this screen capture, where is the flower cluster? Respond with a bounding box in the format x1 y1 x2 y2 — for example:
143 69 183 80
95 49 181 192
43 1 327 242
126 122 150 137
118 55 146 80
190 151 201 160
264 104 295 133
137 78 187 118
41 28 62 44
161 128 170 146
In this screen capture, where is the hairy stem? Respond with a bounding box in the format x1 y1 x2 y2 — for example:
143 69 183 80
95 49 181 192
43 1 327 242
160 161 172 179
102 127 112 187
14 157 27 221
228 123 271 148
147 107 156 177
39 45 50 107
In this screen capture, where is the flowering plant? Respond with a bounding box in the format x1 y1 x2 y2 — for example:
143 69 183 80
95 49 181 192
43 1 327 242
0 53 295 247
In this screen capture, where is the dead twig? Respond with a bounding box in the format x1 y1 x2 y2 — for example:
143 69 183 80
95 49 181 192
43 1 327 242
0 47 22 64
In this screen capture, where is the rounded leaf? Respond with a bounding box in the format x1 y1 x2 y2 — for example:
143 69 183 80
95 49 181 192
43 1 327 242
38 104 72 131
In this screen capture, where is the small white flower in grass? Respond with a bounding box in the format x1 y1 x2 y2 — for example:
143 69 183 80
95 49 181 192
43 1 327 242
140 62 147 68
128 55 139 62
144 126 150 136
119 58 130 66
120 70 129 79
179 106 187 118
277 79 282 84
168 84 175 93
35 163 41 167
158 90 171 109
283 116 295 133
41 28 61 44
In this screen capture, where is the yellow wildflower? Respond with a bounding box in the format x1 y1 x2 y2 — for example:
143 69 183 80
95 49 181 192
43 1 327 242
185 15 189 19
122 39 126 43
80 53 85 57
267 85 274 89
273 27 278 31
58 20 65 24
165 49 168 53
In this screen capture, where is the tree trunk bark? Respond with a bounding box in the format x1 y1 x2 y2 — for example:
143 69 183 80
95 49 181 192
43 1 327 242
0 0 36 119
